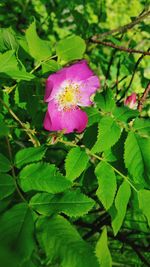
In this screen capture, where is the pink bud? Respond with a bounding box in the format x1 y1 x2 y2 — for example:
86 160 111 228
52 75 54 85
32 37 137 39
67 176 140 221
124 93 137 109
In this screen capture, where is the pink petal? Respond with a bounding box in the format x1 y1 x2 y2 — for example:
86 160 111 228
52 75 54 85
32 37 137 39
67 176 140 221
66 60 94 81
78 76 100 106
44 68 67 102
43 100 88 134
61 108 88 133
124 93 137 109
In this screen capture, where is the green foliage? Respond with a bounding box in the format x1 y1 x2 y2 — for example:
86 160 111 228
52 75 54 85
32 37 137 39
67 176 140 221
37 215 99 267
0 174 15 200
25 20 52 61
111 181 131 235
65 147 89 181
138 189 150 227
15 145 46 168
95 161 117 210
30 189 95 217
124 132 150 183
56 35 86 64
0 153 11 172
0 203 34 263
95 227 112 267
92 116 121 153
19 162 72 193
0 114 9 137
0 1 149 266
0 50 34 80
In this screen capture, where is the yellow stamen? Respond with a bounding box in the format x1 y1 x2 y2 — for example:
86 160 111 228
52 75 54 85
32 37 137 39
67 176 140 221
56 83 80 111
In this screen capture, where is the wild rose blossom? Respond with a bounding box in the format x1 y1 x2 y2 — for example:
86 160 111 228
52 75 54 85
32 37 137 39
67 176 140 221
43 60 100 133
124 93 137 109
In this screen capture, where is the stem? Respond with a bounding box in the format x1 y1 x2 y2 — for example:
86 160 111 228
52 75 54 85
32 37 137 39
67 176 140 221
6 137 27 203
138 83 150 112
90 39 150 56
92 10 150 39
0 98 40 147
30 55 57 74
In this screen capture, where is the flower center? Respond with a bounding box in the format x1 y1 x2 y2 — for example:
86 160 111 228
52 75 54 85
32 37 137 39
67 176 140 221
55 82 80 111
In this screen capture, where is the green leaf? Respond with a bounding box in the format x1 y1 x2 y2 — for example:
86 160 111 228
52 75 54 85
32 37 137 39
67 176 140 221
0 174 15 200
95 161 117 210
0 28 18 52
26 20 51 61
65 147 89 181
113 106 139 122
138 189 150 227
0 50 34 81
30 189 95 217
92 116 121 153
0 114 9 137
19 162 72 193
56 35 86 64
84 107 101 127
37 215 99 267
111 181 131 235
42 59 60 74
0 153 11 173
15 146 46 168
133 118 150 136
0 203 34 262
124 132 150 183
95 89 115 112
95 227 112 267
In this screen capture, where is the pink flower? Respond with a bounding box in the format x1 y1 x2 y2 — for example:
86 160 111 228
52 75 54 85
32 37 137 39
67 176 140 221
124 93 137 109
43 60 100 133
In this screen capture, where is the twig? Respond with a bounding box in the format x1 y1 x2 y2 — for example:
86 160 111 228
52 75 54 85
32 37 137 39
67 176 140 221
115 233 150 267
120 52 147 100
92 10 150 39
30 54 57 74
0 98 40 147
127 54 145 89
90 39 150 56
138 83 150 111
6 137 27 203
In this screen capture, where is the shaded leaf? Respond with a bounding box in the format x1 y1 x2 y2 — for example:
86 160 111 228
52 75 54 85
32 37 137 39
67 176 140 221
0 203 34 262
37 215 99 267
0 174 15 200
0 153 11 173
138 189 150 227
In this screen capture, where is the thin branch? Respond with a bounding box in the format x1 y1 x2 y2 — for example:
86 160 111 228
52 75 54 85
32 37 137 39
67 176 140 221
93 10 150 39
115 233 150 267
120 52 148 100
127 54 145 89
0 98 40 147
138 83 150 111
90 39 150 56
6 137 27 203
